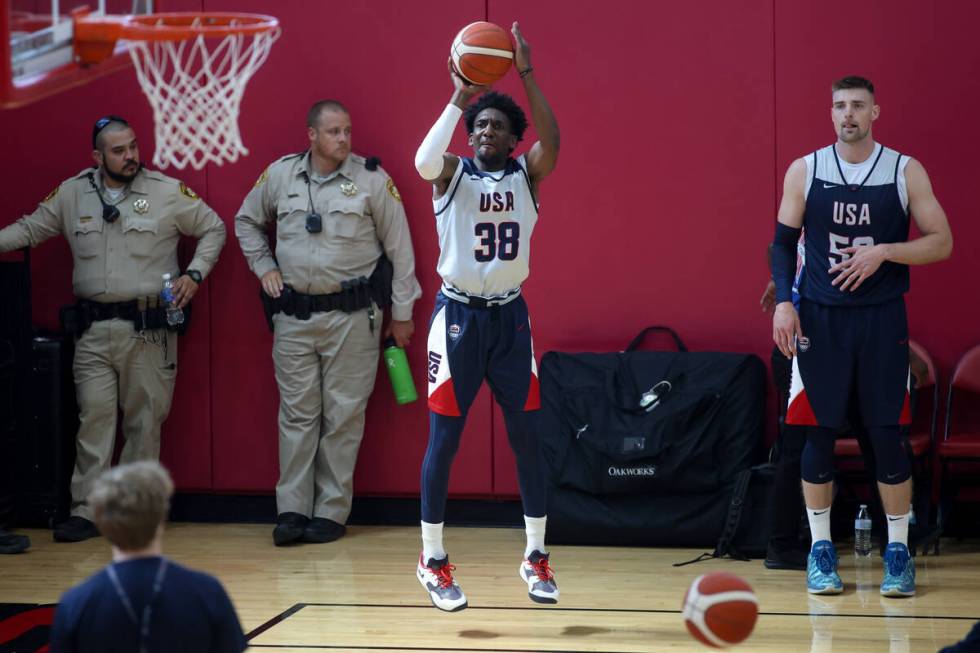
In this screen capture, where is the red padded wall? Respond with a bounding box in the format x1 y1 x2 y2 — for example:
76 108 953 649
1 0 976 500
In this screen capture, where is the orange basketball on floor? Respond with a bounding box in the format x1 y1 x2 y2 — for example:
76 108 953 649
682 572 758 648
450 21 514 85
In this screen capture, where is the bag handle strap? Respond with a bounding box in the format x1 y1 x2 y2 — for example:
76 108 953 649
672 467 753 567
625 326 688 353
713 468 753 561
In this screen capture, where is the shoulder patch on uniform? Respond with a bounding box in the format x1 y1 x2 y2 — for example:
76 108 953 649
43 185 59 202
254 167 269 188
386 178 402 203
178 182 200 200
141 169 165 181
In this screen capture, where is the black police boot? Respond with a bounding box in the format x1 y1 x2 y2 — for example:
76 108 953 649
53 516 100 543
0 528 30 554
273 512 309 546
763 542 807 570
302 518 346 544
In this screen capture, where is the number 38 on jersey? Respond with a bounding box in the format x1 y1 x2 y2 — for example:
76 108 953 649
474 221 520 262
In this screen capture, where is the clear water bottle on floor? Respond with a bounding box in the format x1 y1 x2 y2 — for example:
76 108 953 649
161 273 185 327
854 553 874 608
854 503 872 557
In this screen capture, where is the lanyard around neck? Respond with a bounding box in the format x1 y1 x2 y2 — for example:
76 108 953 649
106 557 169 653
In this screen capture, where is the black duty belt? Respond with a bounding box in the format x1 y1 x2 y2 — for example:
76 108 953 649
60 298 192 337
259 254 394 330
84 300 140 322
262 283 374 322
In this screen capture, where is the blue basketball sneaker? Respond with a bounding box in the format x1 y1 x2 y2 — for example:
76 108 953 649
807 540 843 595
880 542 916 597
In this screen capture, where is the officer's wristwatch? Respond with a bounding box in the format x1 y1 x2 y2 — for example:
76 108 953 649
185 269 203 284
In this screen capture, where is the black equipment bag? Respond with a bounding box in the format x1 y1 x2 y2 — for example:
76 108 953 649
546 483 733 547
0 339 17 529
15 334 78 527
725 462 776 559
0 249 32 529
540 326 766 546
674 462 776 564
540 327 765 496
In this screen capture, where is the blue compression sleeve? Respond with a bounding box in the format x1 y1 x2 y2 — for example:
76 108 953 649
771 222 802 304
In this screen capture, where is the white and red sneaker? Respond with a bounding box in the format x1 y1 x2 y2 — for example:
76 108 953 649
417 553 468 612
519 550 559 604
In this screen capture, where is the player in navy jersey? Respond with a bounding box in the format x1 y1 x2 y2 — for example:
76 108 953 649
413 22 559 611
770 76 952 597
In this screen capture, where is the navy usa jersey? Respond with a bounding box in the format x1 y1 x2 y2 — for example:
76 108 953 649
800 144 910 306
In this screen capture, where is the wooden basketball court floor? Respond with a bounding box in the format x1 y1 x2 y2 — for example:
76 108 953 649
1 523 978 652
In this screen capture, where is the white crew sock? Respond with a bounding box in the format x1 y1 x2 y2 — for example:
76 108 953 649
806 506 832 545
886 512 911 547
524 515 547 558
421 521 446 563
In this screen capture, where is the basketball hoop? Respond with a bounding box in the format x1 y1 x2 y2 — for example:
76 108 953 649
74 11 280 170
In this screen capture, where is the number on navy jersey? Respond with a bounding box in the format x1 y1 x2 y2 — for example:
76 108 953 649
828 232 875 266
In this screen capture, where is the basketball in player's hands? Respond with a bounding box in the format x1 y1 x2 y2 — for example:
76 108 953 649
451 21 514 85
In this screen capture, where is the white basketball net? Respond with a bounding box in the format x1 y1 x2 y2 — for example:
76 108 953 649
126 21 280 170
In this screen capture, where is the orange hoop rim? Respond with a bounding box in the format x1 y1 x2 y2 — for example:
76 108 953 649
119 12 280 41
73 11 279 47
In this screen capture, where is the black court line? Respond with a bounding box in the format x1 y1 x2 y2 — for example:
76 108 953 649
301 602 980 620
247 646 641 652
246 604 307 641
243 601 979 651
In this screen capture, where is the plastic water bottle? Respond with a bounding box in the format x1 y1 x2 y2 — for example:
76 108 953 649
161 273 185 327
383 337 417 404
854 503 872 557
854 550 874 607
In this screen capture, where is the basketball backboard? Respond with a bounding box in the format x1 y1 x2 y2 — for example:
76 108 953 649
1 0 153 108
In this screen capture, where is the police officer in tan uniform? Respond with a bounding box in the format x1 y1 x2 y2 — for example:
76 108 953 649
235 100 421 545
0 116 226 542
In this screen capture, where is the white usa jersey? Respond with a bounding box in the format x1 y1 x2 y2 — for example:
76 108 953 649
433 154 538 297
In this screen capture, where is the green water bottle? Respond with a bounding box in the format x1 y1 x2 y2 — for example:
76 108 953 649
383 337 417 404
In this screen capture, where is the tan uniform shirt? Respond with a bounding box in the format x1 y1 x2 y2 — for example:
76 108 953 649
235 151 421 321
0 167 226 302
